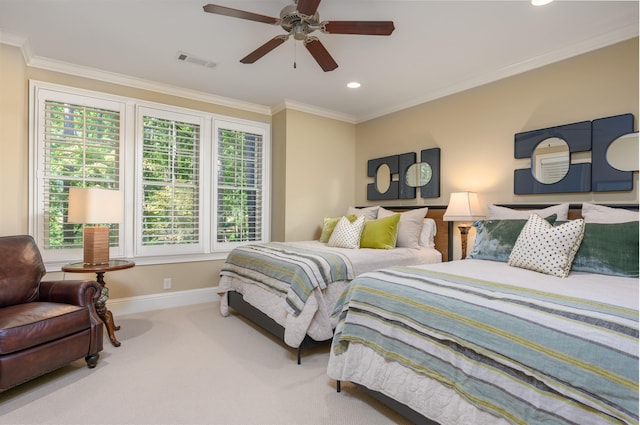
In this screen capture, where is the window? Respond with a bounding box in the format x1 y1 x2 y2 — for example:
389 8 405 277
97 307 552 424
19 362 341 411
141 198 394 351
30 82 270 268
31 87 125 263
136 107 204 257
214 121 266 250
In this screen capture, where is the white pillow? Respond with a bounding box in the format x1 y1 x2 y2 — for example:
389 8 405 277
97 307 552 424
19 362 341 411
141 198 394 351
508 213 585 278
488 203 569 221
345 206 379 220
327 216 365 249
378 207 428 249
419 218 437 248
581 203 639 223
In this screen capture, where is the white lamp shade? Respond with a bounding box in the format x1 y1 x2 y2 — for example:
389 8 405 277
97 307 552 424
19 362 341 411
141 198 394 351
68 187 124 224
443 192 485 221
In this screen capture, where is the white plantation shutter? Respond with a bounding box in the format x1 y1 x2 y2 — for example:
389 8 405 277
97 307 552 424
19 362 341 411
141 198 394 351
31 82 270 265
215 124 267 247
138 109 202 255
37 96 122 259
539 156 569 183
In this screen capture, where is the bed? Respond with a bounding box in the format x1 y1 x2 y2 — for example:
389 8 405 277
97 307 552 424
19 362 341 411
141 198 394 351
218 206 450 363
327 203 639 425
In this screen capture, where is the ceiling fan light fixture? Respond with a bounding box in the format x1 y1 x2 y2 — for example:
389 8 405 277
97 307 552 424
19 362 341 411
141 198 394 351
347 82 361 89
531 0 553 6
203 1 395 72
293 23 307 40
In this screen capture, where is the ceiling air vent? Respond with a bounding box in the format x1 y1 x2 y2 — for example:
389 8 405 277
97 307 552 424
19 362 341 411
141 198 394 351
176 51 216 68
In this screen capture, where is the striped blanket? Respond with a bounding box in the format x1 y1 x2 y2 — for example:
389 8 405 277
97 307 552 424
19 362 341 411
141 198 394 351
221 243 354 316
331 266 639 425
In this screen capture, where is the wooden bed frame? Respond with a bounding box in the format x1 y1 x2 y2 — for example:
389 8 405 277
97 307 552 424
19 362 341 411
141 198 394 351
337 203 639 425
225 205 452 364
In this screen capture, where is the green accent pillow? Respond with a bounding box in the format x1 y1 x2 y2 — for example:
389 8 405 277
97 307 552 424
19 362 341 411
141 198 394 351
320 214 357 243
360 213 401 249
468 214 557 262
567 221 639 277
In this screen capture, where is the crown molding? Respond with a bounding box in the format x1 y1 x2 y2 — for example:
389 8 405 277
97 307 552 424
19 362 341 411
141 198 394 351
4 24 637 125
0 32 33 64
27 56 273 116
1 34 272 116
272 100 356 124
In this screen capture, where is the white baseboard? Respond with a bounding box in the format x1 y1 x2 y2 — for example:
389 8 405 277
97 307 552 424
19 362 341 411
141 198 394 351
107 287 220 316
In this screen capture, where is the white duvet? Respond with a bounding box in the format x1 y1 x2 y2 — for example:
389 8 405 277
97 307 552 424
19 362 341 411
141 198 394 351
218 240 442 347
326 259 639 424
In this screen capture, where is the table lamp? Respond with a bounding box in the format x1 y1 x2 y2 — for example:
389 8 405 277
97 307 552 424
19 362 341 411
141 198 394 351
443 192 484 259
68 187 124 265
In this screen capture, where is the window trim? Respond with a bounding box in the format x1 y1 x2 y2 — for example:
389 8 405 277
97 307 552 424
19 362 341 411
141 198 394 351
29 80 271 271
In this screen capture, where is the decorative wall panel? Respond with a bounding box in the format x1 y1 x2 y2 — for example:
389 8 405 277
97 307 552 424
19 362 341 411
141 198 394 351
367 148 441 200
513 113 636 194
591 113 634 192
420 148 440 198
514 121 591 194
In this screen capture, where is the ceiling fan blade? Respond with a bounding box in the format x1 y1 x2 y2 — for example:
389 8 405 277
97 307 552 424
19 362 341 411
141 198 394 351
322 21 395 36
240 36 288 64
304 38 338 72
296 0 322 16
202 4 279 25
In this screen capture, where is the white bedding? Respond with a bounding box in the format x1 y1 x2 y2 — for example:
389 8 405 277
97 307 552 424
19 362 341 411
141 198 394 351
327 259 639 425
218 241 441 348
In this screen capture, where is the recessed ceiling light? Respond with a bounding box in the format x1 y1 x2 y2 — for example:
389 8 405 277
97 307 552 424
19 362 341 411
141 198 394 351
347 82 361 89
531 0 553 6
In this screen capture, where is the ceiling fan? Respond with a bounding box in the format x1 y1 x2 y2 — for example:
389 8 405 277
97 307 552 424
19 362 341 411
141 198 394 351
202 1 395 72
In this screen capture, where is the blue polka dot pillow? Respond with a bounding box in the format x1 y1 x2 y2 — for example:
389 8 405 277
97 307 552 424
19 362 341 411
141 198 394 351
508 213 585 278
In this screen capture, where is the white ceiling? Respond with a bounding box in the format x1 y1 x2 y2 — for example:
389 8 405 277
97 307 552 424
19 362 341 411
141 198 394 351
0 0 637 123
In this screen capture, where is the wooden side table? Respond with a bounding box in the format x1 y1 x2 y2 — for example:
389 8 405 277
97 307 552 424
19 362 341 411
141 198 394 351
62 259 135 347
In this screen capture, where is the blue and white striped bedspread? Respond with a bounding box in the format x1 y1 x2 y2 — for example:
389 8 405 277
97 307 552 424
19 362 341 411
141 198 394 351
331 266 639 425
221 243 354 316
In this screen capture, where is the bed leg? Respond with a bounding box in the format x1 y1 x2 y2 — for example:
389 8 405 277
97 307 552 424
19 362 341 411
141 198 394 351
297 346 302 365
336 380 341 393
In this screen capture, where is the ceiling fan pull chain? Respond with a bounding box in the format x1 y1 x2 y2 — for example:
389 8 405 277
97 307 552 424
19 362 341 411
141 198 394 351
293 40 297 69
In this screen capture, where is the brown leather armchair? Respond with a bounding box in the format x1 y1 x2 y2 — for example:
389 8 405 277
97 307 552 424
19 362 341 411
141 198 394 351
0 235 104 392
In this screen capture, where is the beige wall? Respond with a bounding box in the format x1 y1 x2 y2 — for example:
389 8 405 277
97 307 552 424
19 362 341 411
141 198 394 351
281 109 356 241
355 38 638 259
270 109 356 242
0 43 270 298
355 38 639 210
0 42 356 299
0 44 28 234
271 109 287 241
1 37 638 295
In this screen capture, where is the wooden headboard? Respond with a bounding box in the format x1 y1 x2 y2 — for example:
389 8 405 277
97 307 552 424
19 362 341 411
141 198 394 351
426 207 450 262
387 203 638 263
385 206 450 263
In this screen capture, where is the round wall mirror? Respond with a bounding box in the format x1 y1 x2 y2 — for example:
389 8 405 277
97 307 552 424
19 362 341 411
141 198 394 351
606 132 639 172
405 162 432 187
375 163 391 193
532 137 569 184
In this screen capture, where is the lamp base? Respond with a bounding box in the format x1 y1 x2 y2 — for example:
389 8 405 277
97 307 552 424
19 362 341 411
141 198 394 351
83 226 110 265
458 223 472 260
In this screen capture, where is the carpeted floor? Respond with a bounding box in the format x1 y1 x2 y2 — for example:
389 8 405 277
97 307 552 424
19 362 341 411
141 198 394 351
0 302 411 425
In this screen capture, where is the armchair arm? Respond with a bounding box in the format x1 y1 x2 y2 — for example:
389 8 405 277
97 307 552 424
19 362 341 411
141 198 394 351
39 280 102 307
